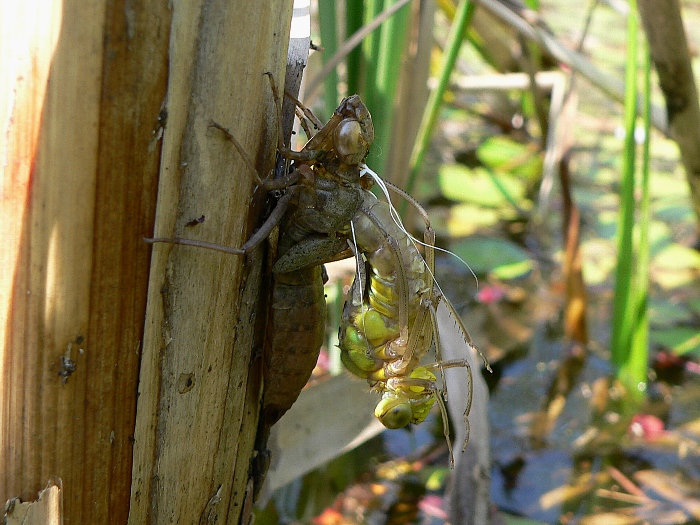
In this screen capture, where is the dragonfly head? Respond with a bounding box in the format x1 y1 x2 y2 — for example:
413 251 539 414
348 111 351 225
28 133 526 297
375 393 412 429
333 95 374 167
334 119 371 166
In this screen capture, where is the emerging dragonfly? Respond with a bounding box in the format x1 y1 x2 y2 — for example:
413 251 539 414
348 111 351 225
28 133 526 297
147 75 484 463
337 169 484 464
148 73 375 427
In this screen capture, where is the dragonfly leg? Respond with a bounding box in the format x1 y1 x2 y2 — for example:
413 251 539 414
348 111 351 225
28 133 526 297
397 191 478 456
145 188 296 255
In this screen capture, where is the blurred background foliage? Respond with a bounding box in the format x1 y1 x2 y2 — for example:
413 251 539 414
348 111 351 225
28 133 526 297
258 0 700 523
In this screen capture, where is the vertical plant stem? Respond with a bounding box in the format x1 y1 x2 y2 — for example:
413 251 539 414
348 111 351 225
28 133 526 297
362 0 384 114
368 0 411 174
346 1 364 95
319 0 340 119
405 0 475 201
612 0 645 397
626 39 652 395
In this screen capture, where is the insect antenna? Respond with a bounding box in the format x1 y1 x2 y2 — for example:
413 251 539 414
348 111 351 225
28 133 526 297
359 164 478 290
358 164 485 356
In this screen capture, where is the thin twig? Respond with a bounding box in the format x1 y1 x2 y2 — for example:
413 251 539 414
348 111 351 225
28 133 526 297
607 466 649 499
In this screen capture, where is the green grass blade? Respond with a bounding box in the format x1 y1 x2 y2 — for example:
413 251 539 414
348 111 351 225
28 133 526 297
346 1 364 95
306 0 413 100
611 0 642 395
362 0 384 114
318 0 339 119
625 37 652 397
367 0 411 174
405 0 475 201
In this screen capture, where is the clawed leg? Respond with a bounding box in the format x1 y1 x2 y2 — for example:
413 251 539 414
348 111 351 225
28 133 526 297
209 121 301 191
265 72 329 164
208 72 323 192
285 89 324 129
388 190 477 459
425 359 473 453
144 189 295 255
147 72 318 254
295 107 315 141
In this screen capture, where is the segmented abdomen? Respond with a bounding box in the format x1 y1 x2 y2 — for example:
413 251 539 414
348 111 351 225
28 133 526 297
259 93 373 426
338 191 432 382
261 169 365 425
262 265 326 424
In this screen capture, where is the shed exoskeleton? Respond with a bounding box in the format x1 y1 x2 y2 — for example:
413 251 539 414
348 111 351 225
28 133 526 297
147 74 375 426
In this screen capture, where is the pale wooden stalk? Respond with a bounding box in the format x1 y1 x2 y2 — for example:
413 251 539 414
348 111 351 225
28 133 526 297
1 1 292 524
438 303 491 525
5 481 62 525
128 1 293 524
1 0 169 521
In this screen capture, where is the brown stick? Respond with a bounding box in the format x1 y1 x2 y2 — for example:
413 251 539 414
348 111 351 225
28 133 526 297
638 0 700 231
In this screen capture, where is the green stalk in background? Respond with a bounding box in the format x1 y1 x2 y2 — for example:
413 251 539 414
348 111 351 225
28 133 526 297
312 0 414 183
361 0 384 112
624 39 652 398
405 0 475 202
610 4 638 369
611 0 649 399
318 0 340 120
365 0 411 175
346 1 364 96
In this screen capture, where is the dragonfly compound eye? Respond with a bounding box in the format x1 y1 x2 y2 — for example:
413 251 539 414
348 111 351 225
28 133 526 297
375 394 412 429
334 119 368 165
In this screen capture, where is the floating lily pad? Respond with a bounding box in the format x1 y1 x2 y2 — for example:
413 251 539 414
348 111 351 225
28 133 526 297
653 243 700 269
423 467 449 491
652 243 700 288
450 236 533 279
573 187 618 211
654 199 694 223
581 238 617 285
648 221 674 254
445 203 500 236
438 164 526 208
476 136 543 180
588 165 619 185
591 209 619 239
649 172 692 198
652 327 700 357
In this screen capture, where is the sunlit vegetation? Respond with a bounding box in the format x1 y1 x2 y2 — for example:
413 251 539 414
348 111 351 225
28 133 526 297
257 1 700 524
